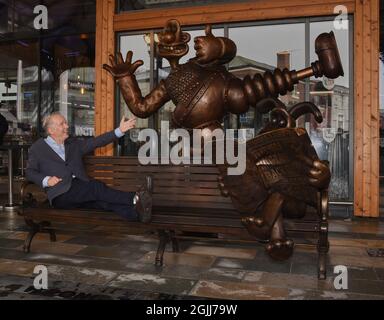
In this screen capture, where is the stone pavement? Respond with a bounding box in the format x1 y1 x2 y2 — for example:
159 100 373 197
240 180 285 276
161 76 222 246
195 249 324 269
0 210 383 300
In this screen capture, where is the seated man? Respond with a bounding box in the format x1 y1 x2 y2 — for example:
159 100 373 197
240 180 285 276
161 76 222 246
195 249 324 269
26 112 152 223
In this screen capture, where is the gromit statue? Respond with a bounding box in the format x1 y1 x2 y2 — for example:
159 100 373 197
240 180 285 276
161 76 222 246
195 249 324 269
103 19 344 260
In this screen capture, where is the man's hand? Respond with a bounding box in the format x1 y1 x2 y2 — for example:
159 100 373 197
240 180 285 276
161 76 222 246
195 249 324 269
119 116 136 133
48 176 62 187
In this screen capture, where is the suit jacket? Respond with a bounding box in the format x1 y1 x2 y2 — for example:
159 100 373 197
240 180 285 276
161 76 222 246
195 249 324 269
26 130 117 203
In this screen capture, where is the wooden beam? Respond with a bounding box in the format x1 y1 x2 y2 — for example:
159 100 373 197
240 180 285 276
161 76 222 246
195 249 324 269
95 0 115 156
114 0 355 31
354 0 379 217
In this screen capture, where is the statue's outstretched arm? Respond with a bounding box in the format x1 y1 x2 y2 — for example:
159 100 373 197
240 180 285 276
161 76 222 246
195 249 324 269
103 51 170 118
226 31 344 116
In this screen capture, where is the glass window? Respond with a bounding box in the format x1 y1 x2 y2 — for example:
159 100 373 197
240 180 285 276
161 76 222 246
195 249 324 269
0 0 96 35
0 1 96 176
228 23 305 138
117 0 248 12
116 18 353 205
309 20 351 201
41 33 96 137
0 39 39 141
118 33 151 155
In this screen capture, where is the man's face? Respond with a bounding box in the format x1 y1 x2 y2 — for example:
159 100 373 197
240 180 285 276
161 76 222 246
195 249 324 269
49 115 69 142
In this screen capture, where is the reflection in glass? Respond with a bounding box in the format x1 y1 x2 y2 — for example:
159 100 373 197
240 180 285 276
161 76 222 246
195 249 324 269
41 34 96 137
118 0 247 12
0 0 96 35
0 39 39 141
309 21 350 201
119 34 151 155
229 24 305 137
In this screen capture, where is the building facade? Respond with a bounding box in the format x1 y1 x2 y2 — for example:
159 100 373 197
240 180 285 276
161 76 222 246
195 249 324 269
0 0 380 218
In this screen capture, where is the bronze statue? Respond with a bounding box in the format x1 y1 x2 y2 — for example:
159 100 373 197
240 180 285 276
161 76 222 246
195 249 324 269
103 19 342 131
103 19 343 260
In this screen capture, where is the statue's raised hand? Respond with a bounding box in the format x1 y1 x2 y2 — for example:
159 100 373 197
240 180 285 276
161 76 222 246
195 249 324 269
103 51 143 79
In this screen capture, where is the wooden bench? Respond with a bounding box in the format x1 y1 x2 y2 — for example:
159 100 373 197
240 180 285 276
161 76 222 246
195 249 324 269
18 156 329 279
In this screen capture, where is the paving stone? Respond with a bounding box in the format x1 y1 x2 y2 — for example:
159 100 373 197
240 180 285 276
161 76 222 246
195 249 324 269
329 232 358 239
75 255 162 274
64 235 123 247
75 246 147 261
374 267 384 280
189 280 292 299
0 230 12 239
328 222 352 233
343 266 379 280
8 231 75 243
329 245 369 257
0 238 25 249
329 238 384 249
46 265 119 286
0 258 37 277
356 233 384 240
23 252 94 267
290 262 323 276
117 240 158 252
18 241 87 256
243 270 334 291
109 272 196 295
214 257 292 274
0 248 28 260
140 251 216 268
184 245 257 259
290 251 319 265
200 267 246 282
329 254 384 269
160 265 207 280
346 279 384 296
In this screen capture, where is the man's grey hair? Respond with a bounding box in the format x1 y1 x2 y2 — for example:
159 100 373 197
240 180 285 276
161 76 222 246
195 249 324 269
42 112 64 134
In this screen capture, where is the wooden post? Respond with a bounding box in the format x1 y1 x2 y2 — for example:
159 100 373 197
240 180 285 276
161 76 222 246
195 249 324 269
354 0 379 217
95 0 115 156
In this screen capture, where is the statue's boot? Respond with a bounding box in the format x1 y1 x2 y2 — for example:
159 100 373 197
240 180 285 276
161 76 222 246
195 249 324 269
265 214 294 260
241 192 284 241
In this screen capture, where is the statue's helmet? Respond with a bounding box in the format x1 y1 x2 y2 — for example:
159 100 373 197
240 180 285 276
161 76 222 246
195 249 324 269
157 19 190 59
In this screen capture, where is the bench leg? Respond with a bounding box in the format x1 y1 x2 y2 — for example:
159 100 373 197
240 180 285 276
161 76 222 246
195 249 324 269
317 220 329 280
169 230 179 252
23 218 56 253
156 230 169 266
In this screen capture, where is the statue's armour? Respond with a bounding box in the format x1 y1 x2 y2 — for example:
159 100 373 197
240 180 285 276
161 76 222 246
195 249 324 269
165 61 225 128
164 61 222 108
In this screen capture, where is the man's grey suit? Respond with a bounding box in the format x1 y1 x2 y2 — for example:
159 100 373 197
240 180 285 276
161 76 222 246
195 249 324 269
26 130 117 204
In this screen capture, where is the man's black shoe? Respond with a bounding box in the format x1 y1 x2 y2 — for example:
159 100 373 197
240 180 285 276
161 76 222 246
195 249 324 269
134 176 153 223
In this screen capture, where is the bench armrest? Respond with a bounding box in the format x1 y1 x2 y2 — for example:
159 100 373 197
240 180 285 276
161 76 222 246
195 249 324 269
19 181 46 215
318 188 329 222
